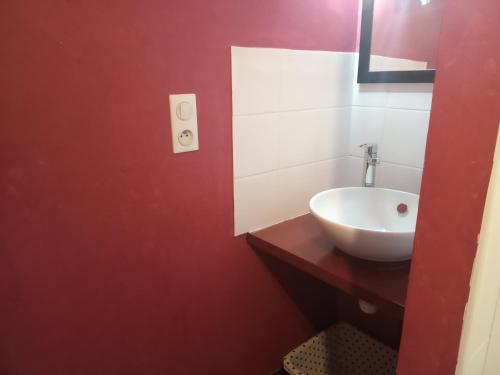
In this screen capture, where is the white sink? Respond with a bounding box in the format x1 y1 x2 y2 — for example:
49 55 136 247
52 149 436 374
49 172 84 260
309 187 419 262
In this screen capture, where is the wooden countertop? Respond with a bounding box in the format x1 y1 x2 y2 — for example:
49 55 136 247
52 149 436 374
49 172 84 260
247 214 410 317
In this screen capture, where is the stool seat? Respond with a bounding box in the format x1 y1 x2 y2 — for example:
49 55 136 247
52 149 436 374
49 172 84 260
283 322 397 375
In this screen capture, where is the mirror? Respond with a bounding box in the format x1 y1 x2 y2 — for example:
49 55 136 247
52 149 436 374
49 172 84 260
358 0 445 83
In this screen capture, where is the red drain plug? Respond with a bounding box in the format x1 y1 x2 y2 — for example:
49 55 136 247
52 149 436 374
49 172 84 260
397 203 408 214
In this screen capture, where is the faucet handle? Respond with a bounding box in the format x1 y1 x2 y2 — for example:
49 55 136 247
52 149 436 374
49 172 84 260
359 143 378 155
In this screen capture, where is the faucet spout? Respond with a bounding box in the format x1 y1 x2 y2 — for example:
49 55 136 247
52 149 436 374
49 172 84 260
359 143 380 187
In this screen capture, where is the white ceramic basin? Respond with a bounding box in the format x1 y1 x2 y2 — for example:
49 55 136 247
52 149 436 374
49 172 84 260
309 187 419 262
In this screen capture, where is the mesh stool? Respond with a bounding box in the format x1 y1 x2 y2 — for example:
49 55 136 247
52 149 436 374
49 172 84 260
283 322 397 375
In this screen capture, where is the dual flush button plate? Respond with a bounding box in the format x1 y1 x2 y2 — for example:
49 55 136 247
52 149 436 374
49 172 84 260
169 94 199 153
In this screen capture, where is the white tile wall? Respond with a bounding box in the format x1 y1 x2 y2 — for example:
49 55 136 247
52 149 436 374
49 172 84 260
278 50 354 110
234 171 281 235
348 107 430 167
233 107 351 179
234 157 352 235
232 113 282 178
350 55 433 195
274 159 345 224
231 47 355 115
231 47 283 115
232 47 354 235
232 48 433 235
386 83 434 111
351 83 389 107
349 107 385 157
377 162 424 195
381 109 430 168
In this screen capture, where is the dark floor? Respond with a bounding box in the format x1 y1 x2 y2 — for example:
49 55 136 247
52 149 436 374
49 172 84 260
272 368 288 375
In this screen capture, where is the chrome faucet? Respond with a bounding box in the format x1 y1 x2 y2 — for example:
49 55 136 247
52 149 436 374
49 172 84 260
360 143 380 187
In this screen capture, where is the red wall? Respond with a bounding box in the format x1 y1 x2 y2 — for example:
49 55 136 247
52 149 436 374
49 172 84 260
398 0 500 373
0 1 358 374
372 0 445 68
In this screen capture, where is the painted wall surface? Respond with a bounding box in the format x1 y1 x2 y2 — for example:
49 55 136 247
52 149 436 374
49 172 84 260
372 0 445 69
0 1 359 374
397 0 500 374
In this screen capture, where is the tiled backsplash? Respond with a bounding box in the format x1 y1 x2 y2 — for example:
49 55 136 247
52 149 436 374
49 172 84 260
232 47 433 235
347 61 432 192
231 47 354 115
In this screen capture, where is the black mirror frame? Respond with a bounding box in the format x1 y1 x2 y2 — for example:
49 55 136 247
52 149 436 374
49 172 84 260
358 0 436 84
